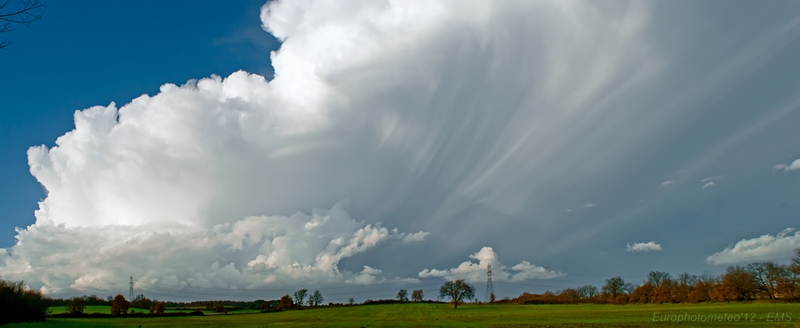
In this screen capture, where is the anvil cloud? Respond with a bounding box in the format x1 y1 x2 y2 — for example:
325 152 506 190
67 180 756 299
2 0 800 297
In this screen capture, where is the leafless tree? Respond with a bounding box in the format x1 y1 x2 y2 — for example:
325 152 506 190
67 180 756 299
411 289 424 302
647 271 671 288
293 288 308 309
309 289 323 307
577 284 598 301
601 276 629 300
747 262 788 299
0 0 46 49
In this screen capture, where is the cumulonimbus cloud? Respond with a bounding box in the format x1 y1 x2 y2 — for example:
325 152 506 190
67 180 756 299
1 0 665 296
706 228 800 265
418 247 564 282
626 241 662 252
6 0 776 297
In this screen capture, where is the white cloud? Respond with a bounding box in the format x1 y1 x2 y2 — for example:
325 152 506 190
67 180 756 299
626 241 662 252
580 203 595 208
660 180 674 187
0 202 421 294
701 176 724 183
700 176 723 189
706 228 800 265
775 159 800 171
418 247 564 282
346 266 384 285
345 266 420 285
1 0 725 295
398 230 430 244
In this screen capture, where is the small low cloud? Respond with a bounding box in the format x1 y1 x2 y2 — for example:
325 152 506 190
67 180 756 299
346 266 420 285
660 180 675 187
775 159 800 171
702 181 715 189
398 230 429 244
626 241 662 252
418 247 564 282
706 228 800 265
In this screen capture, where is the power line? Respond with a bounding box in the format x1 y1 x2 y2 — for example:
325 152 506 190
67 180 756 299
484 263 494 303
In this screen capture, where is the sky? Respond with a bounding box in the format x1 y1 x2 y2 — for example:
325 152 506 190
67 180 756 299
1 0 800 302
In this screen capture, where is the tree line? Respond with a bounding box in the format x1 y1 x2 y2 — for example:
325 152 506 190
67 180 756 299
498 249 800 305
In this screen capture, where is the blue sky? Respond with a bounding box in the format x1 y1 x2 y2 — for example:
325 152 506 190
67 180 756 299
1 0 800 301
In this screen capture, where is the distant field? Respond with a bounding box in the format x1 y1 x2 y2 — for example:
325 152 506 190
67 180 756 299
8 302 800 327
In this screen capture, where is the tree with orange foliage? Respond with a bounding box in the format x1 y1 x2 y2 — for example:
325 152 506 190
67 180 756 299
154 302 165 314
651 280 674 304
711 266 756 302
688 279 711 303
277 294 293 310
110 294 129 315
630 283 653 304
557 288 581 304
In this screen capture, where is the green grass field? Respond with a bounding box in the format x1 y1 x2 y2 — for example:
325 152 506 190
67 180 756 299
8 302 800 327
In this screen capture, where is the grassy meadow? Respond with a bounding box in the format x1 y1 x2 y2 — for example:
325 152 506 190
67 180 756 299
5 302 799 327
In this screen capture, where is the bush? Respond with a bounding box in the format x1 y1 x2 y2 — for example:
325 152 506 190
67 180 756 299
66 296 86 314
154 302 165 314
0 279 47 325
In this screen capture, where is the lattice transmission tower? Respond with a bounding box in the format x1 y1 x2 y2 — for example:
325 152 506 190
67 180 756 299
129 275 134 300
484 263 495 303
